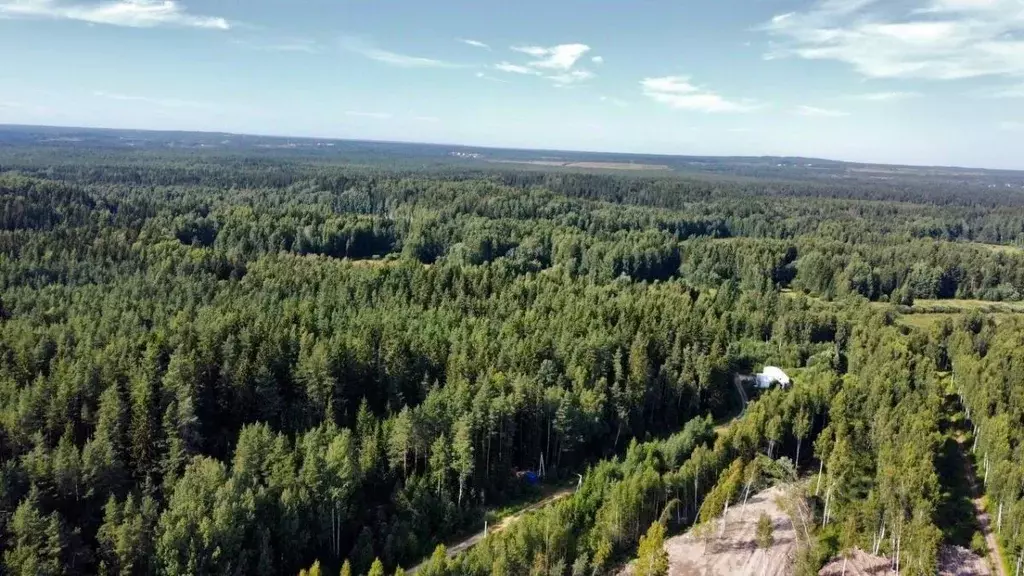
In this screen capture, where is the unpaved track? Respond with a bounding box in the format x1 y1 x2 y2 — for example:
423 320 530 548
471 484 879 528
406 487 573 574
958 434 1008 576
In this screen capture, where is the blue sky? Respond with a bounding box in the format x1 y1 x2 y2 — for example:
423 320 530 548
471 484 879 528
1 0 1022 168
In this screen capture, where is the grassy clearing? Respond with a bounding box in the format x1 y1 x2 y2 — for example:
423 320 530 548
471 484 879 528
910 299 1024 313
968 242 1024 255
899 313 958 330
897 299 1024 330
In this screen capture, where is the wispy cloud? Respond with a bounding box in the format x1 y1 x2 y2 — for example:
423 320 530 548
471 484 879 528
592 56 604 64
0 0 230 29
343 39 462 68
93 90 210 108
495 43 596 85
511 43 590 70
999 121 1024 132
851 91 922 101
762 0 1024 80
476 72 511 84
345 111 393 119
547 70 594 86
357 47 458 68
232 38 321 54
600 95 628 107
458 38 490 50
796 105 850 117
641 76 760 113
414 115 441 123
495 62 537 75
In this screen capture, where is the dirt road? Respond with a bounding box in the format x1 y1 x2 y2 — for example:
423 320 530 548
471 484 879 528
405 487 574 574
958 435 1008 576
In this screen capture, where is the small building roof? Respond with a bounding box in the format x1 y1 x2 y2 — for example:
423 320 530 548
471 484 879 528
755 366 791 389
761 366 790 384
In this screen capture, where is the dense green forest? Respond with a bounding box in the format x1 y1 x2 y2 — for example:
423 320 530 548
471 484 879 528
2 139 1024 575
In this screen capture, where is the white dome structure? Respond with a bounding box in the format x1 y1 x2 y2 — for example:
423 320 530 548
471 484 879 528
755 366 791 389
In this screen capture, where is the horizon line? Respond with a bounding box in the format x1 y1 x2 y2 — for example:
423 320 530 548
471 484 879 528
0 122 1021 174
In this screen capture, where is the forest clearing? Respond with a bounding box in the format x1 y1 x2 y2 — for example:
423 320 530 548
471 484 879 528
619 485 800 576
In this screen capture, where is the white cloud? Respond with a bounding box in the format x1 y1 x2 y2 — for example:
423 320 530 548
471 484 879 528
358 48 458 68
592 56 604 64
546 69 594 86
762 0 1024 80
0 0 229 29
345 111 393 119
640 76 760 113
458 38 490 50
476 72 511 83
999 120 1024 131
494 62 537 75
344 39 462 68
511 43 590 70
796 104 851 117
851 91 922 101
93 90 209 108
414 116 441 123
772 12 796 25
495 43 597 85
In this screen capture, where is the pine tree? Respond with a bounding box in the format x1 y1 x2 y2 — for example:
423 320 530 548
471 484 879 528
52 430 82 502
3 489 64 576
635 521 668 576
388 408 412 479
420 545 448 576
350 526 375 575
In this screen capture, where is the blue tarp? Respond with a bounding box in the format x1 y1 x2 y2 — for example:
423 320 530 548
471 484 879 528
523 471 539 484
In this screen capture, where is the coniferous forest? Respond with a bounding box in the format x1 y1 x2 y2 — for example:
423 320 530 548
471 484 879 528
3 127 1024 575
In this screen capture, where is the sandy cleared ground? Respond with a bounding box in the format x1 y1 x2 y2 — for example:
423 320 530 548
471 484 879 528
819 549 890 575
620 485 798 576
819 545 989 576
939 546 992 576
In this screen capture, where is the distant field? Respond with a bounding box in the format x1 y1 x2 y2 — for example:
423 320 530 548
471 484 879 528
910 299 1024 313
969 242 1024 254
898 299 1024 330
488 159 672 171
778 290 1024 329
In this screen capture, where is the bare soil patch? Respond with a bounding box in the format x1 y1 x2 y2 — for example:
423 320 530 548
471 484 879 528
620 485 798 576
818 545 989 576
818 549 890 575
